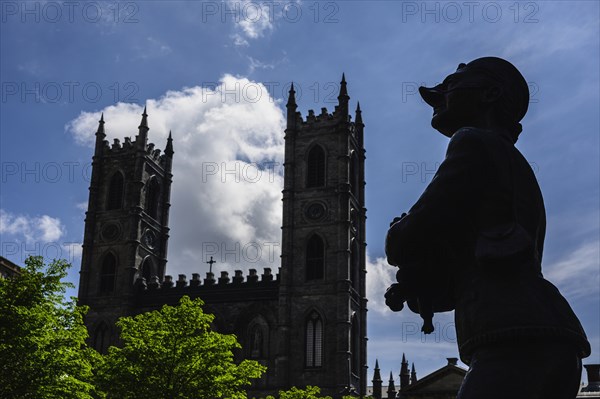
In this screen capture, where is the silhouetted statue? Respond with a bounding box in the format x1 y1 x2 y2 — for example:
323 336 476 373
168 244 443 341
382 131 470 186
384 57 591 398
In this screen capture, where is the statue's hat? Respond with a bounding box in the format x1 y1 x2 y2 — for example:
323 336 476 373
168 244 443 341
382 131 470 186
419 57 529 128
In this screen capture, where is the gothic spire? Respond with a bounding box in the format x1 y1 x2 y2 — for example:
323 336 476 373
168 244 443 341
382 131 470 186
336 73 350 120
371 359 383 399
139 106 148 129
286 82 297 108
97 113 105 135
94 113 106 155
388 371 396 391
338 73 349 102
137 105 149 148
286 83 298 129
373 359 381 380
165 130 174 156
355 101 363 124
400 353 410 389
340 73 348 96
410 363 418 384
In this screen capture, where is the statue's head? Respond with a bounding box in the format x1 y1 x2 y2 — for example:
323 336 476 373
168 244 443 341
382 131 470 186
419 57 529 142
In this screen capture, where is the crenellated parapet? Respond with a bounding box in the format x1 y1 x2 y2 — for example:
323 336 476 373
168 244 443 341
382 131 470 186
134 267 280 292
133 267 280 308
285 74 363 147
94 107 173 172
100 135 172 171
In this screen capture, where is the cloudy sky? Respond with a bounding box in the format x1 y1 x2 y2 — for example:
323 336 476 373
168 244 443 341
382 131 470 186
1 0 599 383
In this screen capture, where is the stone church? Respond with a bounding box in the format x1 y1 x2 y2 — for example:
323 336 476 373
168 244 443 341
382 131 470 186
77 75 367 398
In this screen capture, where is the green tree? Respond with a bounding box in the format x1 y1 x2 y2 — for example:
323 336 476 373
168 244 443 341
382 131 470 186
96 296 266 399
263 386 332 399
262 386 373 399
0 256 99 399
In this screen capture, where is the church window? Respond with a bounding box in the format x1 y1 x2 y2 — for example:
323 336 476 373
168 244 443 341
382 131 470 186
306 235 324 280
99 253 116 294
307 146 326 188
305 311 323 368
93 322 110 354
140 257 153 282
106 172 124 210
145 177 160 219
248 325 264 359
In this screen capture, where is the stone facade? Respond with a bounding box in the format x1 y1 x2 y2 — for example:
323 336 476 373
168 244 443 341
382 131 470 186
77 76 367 398
0 256 21 279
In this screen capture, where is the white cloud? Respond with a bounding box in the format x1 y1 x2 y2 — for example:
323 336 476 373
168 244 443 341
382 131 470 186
545 240 600 300
65 75 285 278
62 242 83 263
227 0 303 46
130 36 172 60
229 0 274 41
366 255 397 316
0 209 65 243
146 36 172 56
247 56 276 74
37 215 65 242
231 33 249 47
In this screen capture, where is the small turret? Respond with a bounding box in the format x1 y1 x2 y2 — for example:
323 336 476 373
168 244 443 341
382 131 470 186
400 353 410 389
286 83 298 129
410 363 417 385
387 371 396 399
165 131 174 156
337 73 350 119
372 359 382 399
137 106 149 148
163 130 174 173
355 102 363 124
94 113 106 156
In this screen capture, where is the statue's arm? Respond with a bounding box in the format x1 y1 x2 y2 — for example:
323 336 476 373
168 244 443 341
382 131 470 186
386 128 489 271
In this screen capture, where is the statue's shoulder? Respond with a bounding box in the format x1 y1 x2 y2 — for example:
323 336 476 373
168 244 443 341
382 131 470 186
447 127 491 152
451 126 490 141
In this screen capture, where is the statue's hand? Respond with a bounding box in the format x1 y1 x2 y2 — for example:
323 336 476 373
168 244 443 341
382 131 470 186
384 283 406 312
389 212 408 227
421 317 435 334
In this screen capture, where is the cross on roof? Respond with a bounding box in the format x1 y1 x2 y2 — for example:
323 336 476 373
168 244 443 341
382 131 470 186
206 256 216 274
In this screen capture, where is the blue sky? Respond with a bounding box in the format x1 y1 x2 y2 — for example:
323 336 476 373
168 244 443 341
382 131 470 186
1 0 599 384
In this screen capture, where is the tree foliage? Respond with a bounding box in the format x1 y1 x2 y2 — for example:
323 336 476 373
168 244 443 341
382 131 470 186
261 386 372 399
95 296 266 399
0 258 353 399
0 256 99 399
263 386 332 399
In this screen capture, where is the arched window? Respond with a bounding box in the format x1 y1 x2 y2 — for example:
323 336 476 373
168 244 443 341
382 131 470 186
350 151 359 197
351 313 360 375
248 324 264 359
306 146 326 188
306 235 324 280
106 172 124 210
305 311 323 368
140 257 154 282
99 253 116 294
93 322 110 354
145 177 160 219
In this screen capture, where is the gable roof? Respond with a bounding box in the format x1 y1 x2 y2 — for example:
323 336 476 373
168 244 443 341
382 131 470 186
402 360 467 394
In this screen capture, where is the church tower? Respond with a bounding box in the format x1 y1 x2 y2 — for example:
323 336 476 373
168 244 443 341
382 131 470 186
78 108 173 353
277 75 367 396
